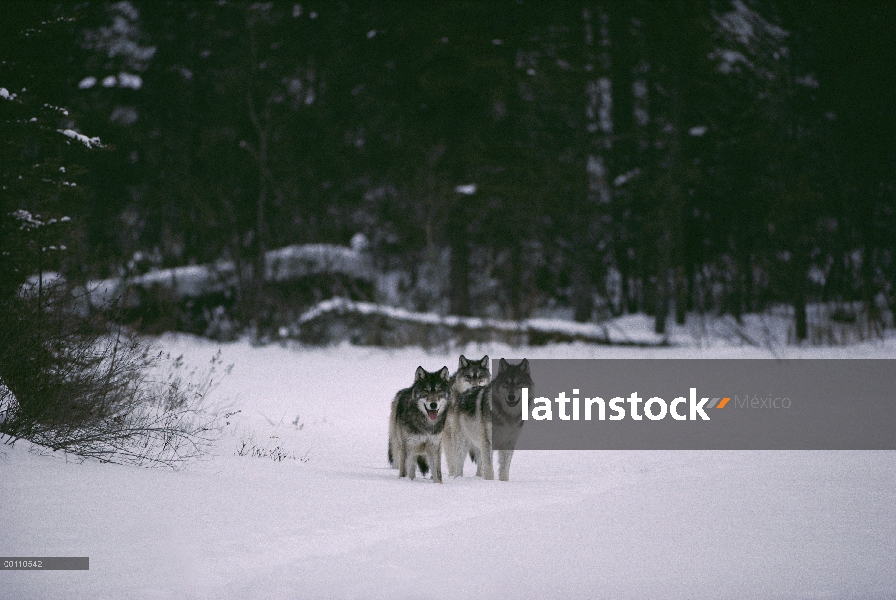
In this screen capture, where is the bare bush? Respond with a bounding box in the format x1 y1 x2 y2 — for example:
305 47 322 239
236 435 309 462
0 286 230 468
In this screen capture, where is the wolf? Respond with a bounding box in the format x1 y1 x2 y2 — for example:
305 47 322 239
442 355 490 477
390 365 451 482
388 355 489 473
449 358 531 481
387 396 428 474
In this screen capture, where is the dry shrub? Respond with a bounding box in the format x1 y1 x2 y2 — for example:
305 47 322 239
0 285 228 467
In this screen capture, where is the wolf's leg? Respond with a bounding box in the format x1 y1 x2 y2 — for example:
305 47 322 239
497 449 514 481
452 437 467 477
443 418 458 477
472 446 484 477
479 433 494 480
477 394 492 478
405 450 417 481
464 420 480 475
430 441 442 484
480 450 494 480
397 437 407 478
448 443 461 477
443 434 453 477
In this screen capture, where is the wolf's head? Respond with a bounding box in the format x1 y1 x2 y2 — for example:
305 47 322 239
413 366 450 422
453 355 490 393
493 358 532 409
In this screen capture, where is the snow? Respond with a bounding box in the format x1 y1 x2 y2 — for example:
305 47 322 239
84 243 373 308
296 298 661 345
10 209 43 230
613 167 640 187
295 299 835 348
117 72 143 90
349 232 369 252
82 1 156 71
716 0 789 48
266 244 373 283
2 334 895 598
58 128 104 148
796 73 819 89
20 271 65 296
711 48 754 74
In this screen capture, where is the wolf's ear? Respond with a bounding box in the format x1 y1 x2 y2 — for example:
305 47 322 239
438 366 450 381
479 355 489 367
459 355 469 369
519 358 530 373
498 358 509 373
415 366 426 381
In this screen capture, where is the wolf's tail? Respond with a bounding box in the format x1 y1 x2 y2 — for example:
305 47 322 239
387 427 394 467
388 397 398 468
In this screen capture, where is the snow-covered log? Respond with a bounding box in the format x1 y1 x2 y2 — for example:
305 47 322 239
84 244 374 309
291 298 671 347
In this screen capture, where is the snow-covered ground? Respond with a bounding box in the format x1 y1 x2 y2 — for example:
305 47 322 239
3 327 896 599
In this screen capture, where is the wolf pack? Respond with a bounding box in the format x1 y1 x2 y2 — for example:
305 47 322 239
387 355 532 482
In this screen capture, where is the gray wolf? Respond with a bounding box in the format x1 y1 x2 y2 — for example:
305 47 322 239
389 355 489 473
388 395 428 474
390 365 451 482
442 355 490 477
449 358 530 481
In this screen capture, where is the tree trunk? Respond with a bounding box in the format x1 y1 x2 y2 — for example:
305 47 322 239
617 264 629 316
793 252 808 341
627 273 639 314
861 244 882 337
794 288 807 341
654 269 668 334
731 259 744 325
571 262 593 322
246 20 270 340
449 230 471 317
643 273 656 317
674 265 687 325
508 243 524 321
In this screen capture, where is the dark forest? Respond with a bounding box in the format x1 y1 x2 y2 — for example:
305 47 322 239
3 1 895 344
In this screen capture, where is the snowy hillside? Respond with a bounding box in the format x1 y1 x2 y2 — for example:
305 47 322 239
3 335 895 599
